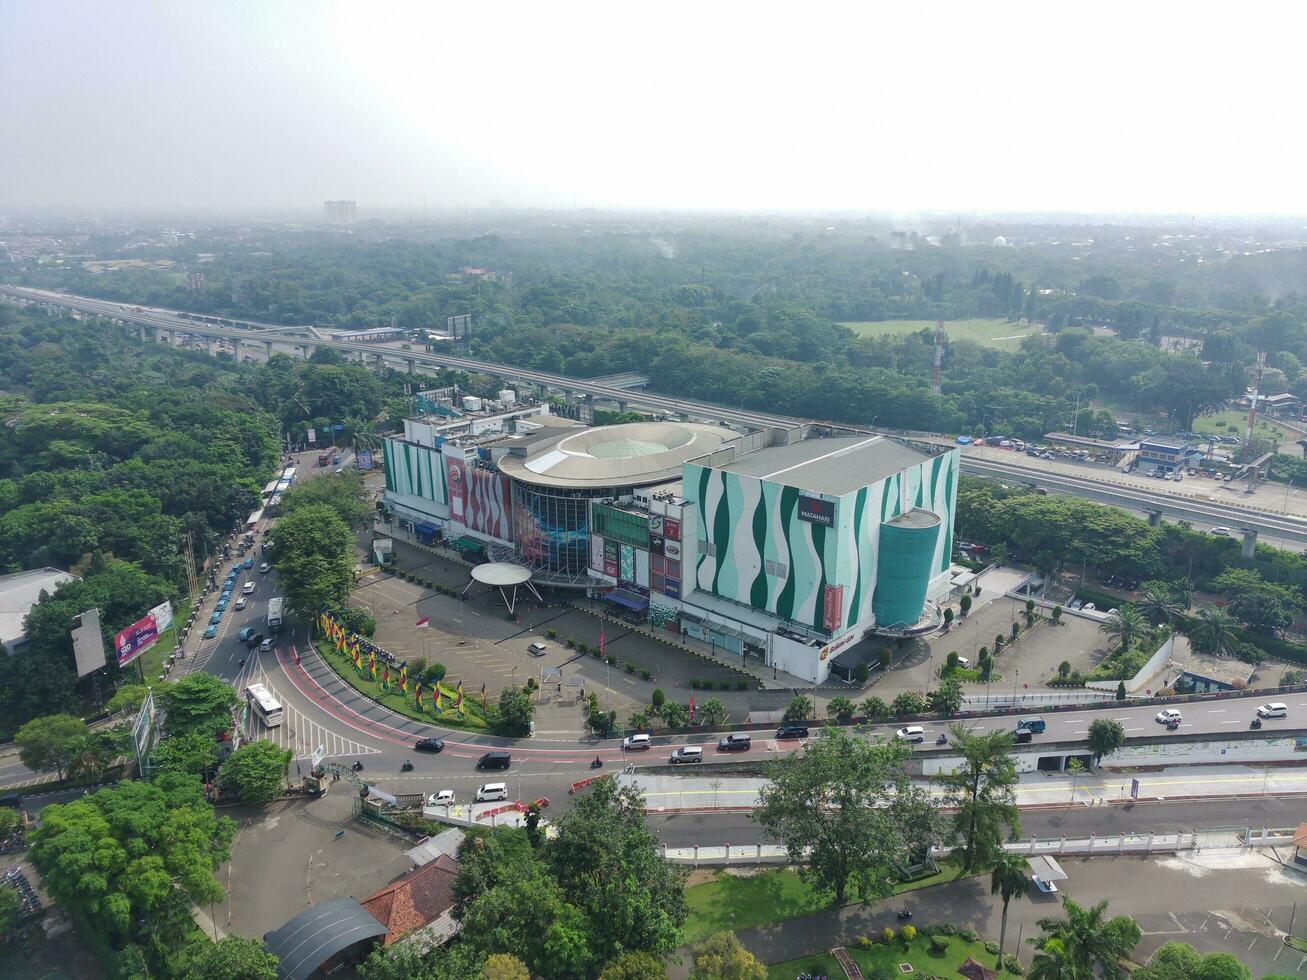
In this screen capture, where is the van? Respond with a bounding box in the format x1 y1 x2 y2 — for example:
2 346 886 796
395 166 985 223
527 642 548 657
670 746 703 764
476 751 511 770
623 733 651 751
1257 703 1288 719
475 782 509 802
1013 730 1033 744
1017 717 1046 733
776 723 809 740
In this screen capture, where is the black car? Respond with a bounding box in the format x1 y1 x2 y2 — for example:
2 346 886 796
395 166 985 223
476 751 511 770
776 724 809 740
717 733 752 752
245 632 264 649
415 738 445 753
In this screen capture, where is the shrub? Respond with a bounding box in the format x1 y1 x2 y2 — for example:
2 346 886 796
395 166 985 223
566 637 576 648
736 679 748 691
855 662 870 684
855 935 873 950
959 594 972 615
946 651 960 670
525 677 538 692
880 646 893 669
900 924 916 945
606 655 617 665
937 923 957 936
625 663 636 674
640 669 652 681
1003 953 1024 975
881 927 895 945
546 628 557 639
1058 660 1072 678
984 941 1000 955
577 643 589 655
1052 604 1063 623
929 936 950 953
651 688 666 710
700 680 714 691
959 927 979 943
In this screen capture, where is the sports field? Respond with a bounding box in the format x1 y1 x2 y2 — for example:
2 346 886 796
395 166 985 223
841 317 1043 349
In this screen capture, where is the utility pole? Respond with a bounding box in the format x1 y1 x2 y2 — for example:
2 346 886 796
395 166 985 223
931 320 946 396
1245 351 1266 494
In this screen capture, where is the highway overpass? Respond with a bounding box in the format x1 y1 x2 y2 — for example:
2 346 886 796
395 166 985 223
8 284 1307 546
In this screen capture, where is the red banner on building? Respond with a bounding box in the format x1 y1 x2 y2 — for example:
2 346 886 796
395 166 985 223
822 585 844 632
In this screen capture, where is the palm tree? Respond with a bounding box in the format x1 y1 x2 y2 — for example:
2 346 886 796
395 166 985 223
1136 586 1183 626
65 734 113 783
1027 936 1088 980
1031 897 1142 980
345 417 381 455
1098 605 1146 651
1188 606 1239 658
699 697 728 726
990 853 1031 969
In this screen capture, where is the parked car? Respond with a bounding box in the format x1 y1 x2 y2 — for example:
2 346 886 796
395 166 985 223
203 625 217 638
717 733 752 752
415 737 445 752
527 642 548 657
475 782 508 802
243 557 254 569
209 611 223 625
955 435 973 445
428 790 455 807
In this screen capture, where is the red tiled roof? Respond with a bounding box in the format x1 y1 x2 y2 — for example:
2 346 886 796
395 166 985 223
361 853 459 945
1293 823 1307 848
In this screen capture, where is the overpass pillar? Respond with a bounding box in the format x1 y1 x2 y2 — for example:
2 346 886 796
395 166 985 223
138 324 148 342
617 400 629 414
1147 510 1162 526
265 340 274 359
406 358 416 374
1241 528 1258 558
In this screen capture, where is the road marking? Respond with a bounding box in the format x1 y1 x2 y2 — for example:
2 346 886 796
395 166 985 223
1220 720 1241 725
1209 709 1226 713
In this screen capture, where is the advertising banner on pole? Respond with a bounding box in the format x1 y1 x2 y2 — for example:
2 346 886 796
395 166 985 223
115 613 160 667
71 608 107 678
306 428 317 443
149 600 174 634
356 449 374 471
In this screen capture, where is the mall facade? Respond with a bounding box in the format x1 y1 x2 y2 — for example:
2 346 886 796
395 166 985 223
381 396 958 683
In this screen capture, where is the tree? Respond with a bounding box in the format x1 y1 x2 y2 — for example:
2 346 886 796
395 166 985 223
359 942 486 980
682 691 724 725
15 714 88 781
1132 942 1250 980
1211 568 1302 635
1052 604 1063 624
991 854 1031 969
185 936 279 980
599 949 667 979
1029 896 1142 979
880 646 893 670
105 683 149 716
1098 605 1146 651
153 731 221 776
689 931 765 980
482 954 531 980
1115 680 1127 701
860 696 889 719
218 740 292 805
960 594 972 616
267 503 355 617
157 673 239 738
943 607 954 630
29 775 233 971
826 696 855 722
891 691 927 716
785 695 812 721
928 678 964 717
497 685 534 737
0 807 19 839
937 725 1019 869
1188 606 1239 658
1136 586 1184 626
279 470 371 529
1087 718 1126 765
660 702 689 728
64 730 121 783
753 728 939 905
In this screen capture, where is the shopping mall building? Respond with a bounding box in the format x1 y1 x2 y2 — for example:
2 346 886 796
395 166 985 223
381 393 958 683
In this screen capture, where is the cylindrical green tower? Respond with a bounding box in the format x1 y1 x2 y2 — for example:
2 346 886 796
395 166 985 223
872 508 941 628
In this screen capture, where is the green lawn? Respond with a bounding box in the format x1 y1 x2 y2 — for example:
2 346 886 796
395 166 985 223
1192 409 1294 446
840 318 1043 349
315 639 490 731
683 859 970 944
136 597 193 685
767 935 1019 979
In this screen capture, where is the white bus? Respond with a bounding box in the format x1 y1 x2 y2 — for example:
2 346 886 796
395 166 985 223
245 683 283 728
266 596 284 632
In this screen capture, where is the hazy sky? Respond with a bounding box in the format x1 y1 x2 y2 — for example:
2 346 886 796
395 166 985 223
4 0 1307 215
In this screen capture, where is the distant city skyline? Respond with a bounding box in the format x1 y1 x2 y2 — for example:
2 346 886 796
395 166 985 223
3 1 1307 215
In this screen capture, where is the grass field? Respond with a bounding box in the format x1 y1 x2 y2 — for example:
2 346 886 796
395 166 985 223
683 859 968 944
1192 409 1295 446
135 597 193 684
840 318 1043 349
766 934 1018 979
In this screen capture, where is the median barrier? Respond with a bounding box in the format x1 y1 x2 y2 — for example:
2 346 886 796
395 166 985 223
569 773 613 795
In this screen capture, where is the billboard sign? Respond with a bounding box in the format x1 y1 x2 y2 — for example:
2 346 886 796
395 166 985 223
71 608 106 678
149 600 174 634
799 496 835 527
649 515 664 535
446 456 467 521
619 544 636 584
115 610 163 667
822 585 844 632
664 540 682 561
649 534 664 556
356 449 374 471
306 427 317 443
663 518 680 541
662 578 681 599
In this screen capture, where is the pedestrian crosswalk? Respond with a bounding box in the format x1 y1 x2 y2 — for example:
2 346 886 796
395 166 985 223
239 664 380 762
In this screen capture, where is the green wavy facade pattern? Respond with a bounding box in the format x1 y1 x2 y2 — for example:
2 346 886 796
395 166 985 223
382 438 450 508
688 449 958 634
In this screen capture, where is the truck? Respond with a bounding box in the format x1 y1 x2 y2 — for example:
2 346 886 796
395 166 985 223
266 597 284 633
317 451 332 466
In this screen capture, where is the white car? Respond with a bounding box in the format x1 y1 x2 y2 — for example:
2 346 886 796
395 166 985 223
1156 709 1182 724
895 726 925 743
242 581 256 594
259 562 271 573
623 733 651 751
1211 526 1232 537
428 790 455 807
1257 703 1288 719
234 597 247 611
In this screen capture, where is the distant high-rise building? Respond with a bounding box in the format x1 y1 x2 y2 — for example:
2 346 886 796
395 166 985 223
324 200 357 224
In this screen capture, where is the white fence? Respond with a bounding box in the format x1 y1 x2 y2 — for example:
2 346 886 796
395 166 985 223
659 828 1286 866
962 690 1116 710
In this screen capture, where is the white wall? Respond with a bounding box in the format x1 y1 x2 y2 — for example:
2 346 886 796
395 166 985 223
1086 634 1174 694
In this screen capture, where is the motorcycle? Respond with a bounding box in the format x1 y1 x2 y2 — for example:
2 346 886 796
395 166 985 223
897 908 913 921
351 761 364 772
935 733 947 745
1251 717 1263 730
590 757 604 769
400 760 414 772
1165 720 1180 731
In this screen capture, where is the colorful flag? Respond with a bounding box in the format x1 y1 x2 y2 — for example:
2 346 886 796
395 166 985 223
455 680 464 715
382 664 390 690
433 684 443 715
335 627 346 652
416 615 429 628
415 682 423 710
319 612 330 634
400 663 409 694
369 651 377 681
599 629 606 656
